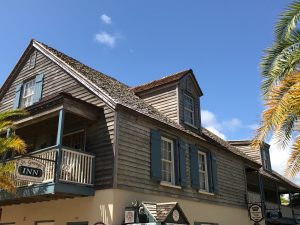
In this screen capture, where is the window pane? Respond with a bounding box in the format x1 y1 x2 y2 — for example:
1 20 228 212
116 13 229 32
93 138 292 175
161 138 174 183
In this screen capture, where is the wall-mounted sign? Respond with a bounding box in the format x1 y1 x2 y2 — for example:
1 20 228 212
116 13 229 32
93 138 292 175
267 211 282 220
125 210 135 224
15 157 45 183
172 210 180 222
249 204 263 222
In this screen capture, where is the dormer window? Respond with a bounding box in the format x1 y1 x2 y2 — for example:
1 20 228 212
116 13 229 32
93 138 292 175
183 94 195 126
21 78 35 107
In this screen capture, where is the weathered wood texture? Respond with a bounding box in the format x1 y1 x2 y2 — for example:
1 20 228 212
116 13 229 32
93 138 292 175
0 50 105 112
138 85 179 123
178 75 201 131
116 109 248 208
0 49 115 189
233 145 261 164
86 107 115 189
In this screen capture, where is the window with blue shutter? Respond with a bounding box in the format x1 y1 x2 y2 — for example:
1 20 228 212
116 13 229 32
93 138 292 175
190 145 218 194
190 144 200 189
33 74 44 103
13 84 22 109
150 129 162 181
13 74 44 109
178 140 187 187
211 153 219 194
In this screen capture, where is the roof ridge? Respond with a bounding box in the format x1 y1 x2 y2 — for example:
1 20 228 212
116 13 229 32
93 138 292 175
131 69 191 89
33 40 129 88
29 39 260 166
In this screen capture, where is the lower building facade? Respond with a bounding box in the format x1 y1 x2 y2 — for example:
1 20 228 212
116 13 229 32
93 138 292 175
0 189 254 225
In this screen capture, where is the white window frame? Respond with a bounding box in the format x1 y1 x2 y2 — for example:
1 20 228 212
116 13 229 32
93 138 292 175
184 93 195 126
198 151 209 192
161 136 175 185
21 78 35 108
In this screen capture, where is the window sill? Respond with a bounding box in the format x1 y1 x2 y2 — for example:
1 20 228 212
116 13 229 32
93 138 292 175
184 122 199 130
198 190 215 196
160 181 182 190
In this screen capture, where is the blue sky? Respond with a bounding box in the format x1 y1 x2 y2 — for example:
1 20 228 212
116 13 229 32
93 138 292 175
0 1 292 173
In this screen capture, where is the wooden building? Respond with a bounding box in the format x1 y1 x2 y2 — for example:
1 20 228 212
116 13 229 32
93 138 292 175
0 39 296 225
230 140 300 225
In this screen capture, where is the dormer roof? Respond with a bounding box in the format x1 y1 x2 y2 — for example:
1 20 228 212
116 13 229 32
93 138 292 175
131 69 203 96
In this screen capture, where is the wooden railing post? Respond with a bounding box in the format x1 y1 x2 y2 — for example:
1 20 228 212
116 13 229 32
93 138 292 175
55 109 65 183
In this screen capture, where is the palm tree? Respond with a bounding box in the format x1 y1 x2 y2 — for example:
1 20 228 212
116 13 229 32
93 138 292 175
0 109 27 192
253 1 300 177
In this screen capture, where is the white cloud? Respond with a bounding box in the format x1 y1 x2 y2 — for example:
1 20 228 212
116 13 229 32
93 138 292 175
222 118 242 132
95 32 119 48
206 126 227 140
269 136 300 185
101 14 112 24
201 110 243 139
201 110 226 139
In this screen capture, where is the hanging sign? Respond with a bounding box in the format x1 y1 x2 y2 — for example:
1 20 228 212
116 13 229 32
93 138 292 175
249 204 263 222
15 157 45 183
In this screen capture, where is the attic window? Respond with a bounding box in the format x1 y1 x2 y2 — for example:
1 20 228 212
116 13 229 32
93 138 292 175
28 52 37 69
183 94 195 126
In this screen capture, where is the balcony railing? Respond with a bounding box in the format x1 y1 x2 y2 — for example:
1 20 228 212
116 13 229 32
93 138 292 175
247 191 300 219
8 146 95 187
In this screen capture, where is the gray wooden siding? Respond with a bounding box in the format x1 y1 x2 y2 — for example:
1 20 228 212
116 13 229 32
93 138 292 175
233 145 262 164
0 50 104 112
116 109 248 208
86 106 115 189
0 49 115 188
178 75 201 131
138 85 179 123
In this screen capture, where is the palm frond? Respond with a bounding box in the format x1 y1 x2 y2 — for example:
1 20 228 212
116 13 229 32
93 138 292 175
285 135 300 177
0 109 28 123
275 1 300 40
0 136 26 155
261 41 300 95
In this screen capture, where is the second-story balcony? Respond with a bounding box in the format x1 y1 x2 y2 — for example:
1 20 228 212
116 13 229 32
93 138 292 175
0 93 101 205
247 191 300 224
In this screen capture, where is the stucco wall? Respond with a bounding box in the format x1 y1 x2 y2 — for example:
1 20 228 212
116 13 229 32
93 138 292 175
1 189 258 225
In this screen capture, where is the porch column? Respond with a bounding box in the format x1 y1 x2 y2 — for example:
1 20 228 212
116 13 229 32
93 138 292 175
55 109 65 182
289 190 295 219
258 171 266 211
276 184 280 211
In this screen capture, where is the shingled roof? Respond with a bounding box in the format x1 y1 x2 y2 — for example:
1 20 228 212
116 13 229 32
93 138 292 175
142 202 189 223
0 39 261 167
132 69 191 93
230 140 300 191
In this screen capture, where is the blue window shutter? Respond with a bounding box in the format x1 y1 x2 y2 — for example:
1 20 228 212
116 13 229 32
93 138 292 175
174 139 180 186
179 140 187 187
150 129 162 181
207 151 213 193
211 153 219 194
190 144 199 189
33 74 44 103
13 84 22 109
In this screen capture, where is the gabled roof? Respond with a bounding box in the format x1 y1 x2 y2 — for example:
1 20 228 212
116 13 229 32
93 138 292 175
0 39 260 167
230 140 300 191
131 69 203 96
142 202 189 223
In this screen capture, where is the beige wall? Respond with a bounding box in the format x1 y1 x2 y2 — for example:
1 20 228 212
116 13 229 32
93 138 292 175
1 189 257 225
